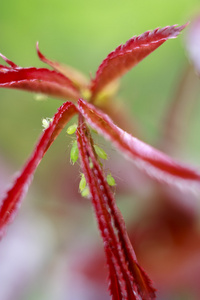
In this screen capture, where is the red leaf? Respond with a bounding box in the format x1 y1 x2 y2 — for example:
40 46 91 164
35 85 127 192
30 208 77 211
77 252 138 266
36 43 88 88
78 98 200 185
76 115 156 299
0 101 77 238
186 16 200 74
0 54 80 100
91 24 187 99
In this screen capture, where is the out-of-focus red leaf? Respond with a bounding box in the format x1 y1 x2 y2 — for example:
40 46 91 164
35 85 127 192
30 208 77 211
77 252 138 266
91 24 187 100
0 101 77 238
36 43 88 88
78 99 200 185
186 16 200 74
158 65 197 155
0 54 80 100
76 115 156 299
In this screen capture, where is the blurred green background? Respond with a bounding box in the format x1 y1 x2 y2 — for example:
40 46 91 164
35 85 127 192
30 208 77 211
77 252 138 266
0 1 200 299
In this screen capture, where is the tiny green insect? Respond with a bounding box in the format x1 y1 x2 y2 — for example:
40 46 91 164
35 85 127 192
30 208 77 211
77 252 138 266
79 173 86 192
81 186 90 198
94 145 108 160
66 124 77 135
89 161 94 169
106 173 116 186
89 158 94 169
70 140 79 164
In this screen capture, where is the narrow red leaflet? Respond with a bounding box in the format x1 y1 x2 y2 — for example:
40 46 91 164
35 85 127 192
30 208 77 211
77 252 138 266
0 56 80 100
78 99 200 185
76 115 156 299
0 101 77 238
36 43 88 88
91 24 187 99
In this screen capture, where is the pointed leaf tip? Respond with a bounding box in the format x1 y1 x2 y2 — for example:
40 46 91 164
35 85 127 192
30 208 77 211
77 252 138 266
160 23 188 39
36 41 44 61
0 52 18 68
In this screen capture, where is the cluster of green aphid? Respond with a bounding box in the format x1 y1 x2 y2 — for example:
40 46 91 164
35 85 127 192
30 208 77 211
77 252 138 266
41 119 116 197
66 123 116 198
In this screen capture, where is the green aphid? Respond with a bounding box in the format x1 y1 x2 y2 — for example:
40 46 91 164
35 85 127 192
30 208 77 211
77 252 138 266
79 173 86 192
106 173 116 186
70 140 79 164
89 158 94 169
94 145 108 160
81 186 90 198
89 161 94 169
66 124 77 135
